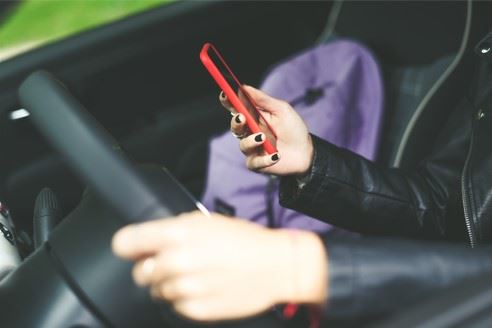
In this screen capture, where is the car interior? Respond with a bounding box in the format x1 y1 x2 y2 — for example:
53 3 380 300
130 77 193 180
1 0 492 326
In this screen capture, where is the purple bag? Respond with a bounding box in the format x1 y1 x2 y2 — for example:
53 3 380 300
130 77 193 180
201 40 384 233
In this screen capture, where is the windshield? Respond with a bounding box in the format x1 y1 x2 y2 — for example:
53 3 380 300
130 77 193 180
0 0 172 62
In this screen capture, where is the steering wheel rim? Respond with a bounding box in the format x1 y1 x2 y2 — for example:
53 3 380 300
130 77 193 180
18 70 201 223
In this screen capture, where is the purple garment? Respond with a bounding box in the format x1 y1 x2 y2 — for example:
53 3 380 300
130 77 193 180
201 40 384 233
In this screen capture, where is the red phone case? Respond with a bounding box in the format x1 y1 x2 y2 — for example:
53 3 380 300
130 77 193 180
200 43 277 154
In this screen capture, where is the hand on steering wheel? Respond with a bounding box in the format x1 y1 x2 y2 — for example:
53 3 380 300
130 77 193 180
112 211 328 322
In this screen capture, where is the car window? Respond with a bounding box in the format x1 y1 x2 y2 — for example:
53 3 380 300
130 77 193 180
0 0 172 62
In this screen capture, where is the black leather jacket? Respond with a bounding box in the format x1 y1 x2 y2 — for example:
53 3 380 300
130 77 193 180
279 33 492 321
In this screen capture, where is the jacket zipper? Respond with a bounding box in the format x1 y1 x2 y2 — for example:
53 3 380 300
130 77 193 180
462 170 476 247
461 114 478 247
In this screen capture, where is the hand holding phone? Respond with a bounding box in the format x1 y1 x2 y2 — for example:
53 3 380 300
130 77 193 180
200 43 277 154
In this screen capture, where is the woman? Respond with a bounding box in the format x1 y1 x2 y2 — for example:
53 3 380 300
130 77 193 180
112 32 492 324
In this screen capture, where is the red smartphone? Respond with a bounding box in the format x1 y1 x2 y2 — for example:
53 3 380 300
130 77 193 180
200 43 277 154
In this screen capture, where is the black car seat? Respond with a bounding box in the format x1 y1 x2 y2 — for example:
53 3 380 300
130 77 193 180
318 0 487 169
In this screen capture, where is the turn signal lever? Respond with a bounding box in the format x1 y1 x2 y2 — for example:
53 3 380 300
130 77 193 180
33 188 61 248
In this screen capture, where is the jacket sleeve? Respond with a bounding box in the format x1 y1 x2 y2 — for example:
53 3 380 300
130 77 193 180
322 236 492 322
279 96 474 238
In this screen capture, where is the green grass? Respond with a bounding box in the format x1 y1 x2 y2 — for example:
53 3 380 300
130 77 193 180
0 0 172 50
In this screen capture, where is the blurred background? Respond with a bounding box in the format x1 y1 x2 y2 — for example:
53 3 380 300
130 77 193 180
0 0 172 61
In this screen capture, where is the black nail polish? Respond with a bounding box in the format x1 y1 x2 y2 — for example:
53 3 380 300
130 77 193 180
220 91 226 99
235 115 241 124
255 134 263 142
271 154 279 161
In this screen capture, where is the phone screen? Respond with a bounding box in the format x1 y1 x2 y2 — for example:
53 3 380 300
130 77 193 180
204 45 276 147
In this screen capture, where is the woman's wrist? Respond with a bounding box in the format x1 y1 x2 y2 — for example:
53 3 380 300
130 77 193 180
296 134 315 177
271 230 328 305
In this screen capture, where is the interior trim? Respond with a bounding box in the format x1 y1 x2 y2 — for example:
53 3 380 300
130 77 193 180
316 0 344 43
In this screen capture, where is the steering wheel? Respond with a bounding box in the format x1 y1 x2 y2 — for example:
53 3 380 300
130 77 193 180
0 71 203 327
19 71 203 223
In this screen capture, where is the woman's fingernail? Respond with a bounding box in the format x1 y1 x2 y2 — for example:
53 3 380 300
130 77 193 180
220 91 226 100
255 134 263 142
235 114 242 124
271 154 279 161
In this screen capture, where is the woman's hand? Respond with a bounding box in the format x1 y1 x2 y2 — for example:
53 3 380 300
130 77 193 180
221 86 314 176
112 211 328 322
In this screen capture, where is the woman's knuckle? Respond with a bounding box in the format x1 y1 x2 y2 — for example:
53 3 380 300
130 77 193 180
239 140 248 152
246 157 255 170
280 100 290 110
174 249 195 273
186 302 208 319
175 280 193 297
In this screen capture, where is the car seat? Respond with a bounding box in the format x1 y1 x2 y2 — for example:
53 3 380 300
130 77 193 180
318 0 487 169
